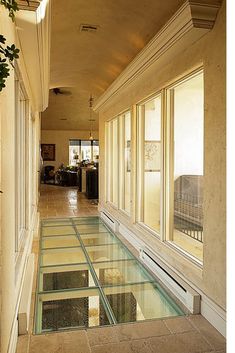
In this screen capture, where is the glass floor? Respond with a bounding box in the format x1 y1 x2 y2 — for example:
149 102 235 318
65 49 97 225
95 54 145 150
35 216 184 333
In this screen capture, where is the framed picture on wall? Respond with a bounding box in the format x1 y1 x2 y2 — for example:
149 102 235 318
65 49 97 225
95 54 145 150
41 144 55 161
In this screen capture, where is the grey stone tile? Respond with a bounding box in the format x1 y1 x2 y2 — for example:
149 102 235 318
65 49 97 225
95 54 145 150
116 320 171 341
57 330 91 353
188 315 226 351
164 316 196 333
91 339 151 353
87 326 119 346
16 334 30 353
147 331 213 353
29 333 63 353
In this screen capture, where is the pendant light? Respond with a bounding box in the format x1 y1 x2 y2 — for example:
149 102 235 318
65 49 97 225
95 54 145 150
89 94 95 141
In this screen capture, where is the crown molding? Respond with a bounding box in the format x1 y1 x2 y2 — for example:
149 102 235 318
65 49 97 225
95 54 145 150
15 0 51 112
94 0 221 112
18 0 42 11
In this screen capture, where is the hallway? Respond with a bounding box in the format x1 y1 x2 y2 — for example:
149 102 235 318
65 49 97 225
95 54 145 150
15 186 226 353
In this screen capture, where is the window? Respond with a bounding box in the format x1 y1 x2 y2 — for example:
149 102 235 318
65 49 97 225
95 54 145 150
166 71 204 262
137 95 162 234
15 79 29 251
69 140 99 165
106 111 131 213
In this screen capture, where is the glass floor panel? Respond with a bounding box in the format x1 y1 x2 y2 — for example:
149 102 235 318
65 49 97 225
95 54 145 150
42 219 73 226
42 235 81 249
42 225 76 236
41 247 87 266
39 264 96 291
93 260 154 286
86 244 134 263
75 223 108 234
36 288 112 333
80 232 118 246
103 282 184 323
35 216 185 334
73 217 102 225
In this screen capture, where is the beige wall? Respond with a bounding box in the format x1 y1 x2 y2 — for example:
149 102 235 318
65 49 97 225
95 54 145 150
41 130 99 169
98 1 226 310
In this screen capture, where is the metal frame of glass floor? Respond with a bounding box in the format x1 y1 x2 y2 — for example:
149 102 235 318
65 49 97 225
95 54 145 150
35 216 184 334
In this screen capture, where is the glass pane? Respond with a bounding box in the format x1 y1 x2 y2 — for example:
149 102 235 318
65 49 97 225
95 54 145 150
42 219 72 226
93 260 153 286
81 140 91 161
86 244 134 263
39 264 96 291
42 226 76 237
103 282 183 324
124 112 131 213
41 247 87 266
81 232 118 246
172 72 204 262
112 118 119 206
42 235 80 249
38 288 111 332
76 223 108 234
73 217 101 225
143 96 161 233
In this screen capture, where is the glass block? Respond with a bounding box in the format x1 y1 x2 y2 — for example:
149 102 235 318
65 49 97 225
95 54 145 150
103 282 184 324
76 223 108 234
41 247 87 266
80 232 118 246
37 288 111 332
93 260 153 286
39 264 96 291
86 244 134 263
42 226 76 236
42 235 80 249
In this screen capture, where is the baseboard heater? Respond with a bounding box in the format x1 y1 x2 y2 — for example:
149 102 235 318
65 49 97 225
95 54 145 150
140 248 200 314
100 211 118 232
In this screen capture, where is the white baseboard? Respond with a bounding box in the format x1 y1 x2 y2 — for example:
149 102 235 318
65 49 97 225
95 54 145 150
7 319 18 353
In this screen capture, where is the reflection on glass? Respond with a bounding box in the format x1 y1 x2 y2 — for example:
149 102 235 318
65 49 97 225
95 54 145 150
41 247 87 266
38 289 111 332
171 72 204 262
112 118 119 206
40 264 95 291
81 232 118 246
42 219 72 227
104 282 183 324
122 111 131 214
42 235 80 249
86 244 133 263
42 226 75 237
76 224 108 234
138 95 162 233
93 260 153 286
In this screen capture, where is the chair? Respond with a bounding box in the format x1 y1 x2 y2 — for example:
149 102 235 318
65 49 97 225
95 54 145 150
43 165 55 184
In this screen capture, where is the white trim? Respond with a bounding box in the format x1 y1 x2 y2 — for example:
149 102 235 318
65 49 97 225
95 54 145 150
7 319 18 353
94 0 220 112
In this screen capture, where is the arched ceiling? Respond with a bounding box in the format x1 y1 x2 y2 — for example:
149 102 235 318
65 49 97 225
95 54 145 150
42 0 186 130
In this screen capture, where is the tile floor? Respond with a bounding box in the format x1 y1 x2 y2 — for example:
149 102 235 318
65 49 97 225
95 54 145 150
16 185 226 353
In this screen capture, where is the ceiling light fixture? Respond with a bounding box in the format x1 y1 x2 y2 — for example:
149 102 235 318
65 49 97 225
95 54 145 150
88 94 95 141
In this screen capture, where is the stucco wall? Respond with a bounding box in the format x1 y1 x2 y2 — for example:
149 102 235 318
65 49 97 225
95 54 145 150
98 1 226 310
41 129 99 169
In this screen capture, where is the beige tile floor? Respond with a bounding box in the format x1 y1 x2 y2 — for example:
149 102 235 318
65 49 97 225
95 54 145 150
16 185 226 353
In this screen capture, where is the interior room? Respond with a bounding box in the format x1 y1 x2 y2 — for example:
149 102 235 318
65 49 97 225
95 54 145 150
0 1 227 353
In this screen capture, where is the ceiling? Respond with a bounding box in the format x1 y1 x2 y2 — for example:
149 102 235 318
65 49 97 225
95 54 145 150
41 0 186 131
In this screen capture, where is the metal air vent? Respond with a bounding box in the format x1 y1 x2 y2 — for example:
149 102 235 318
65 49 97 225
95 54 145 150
80 24 98 33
